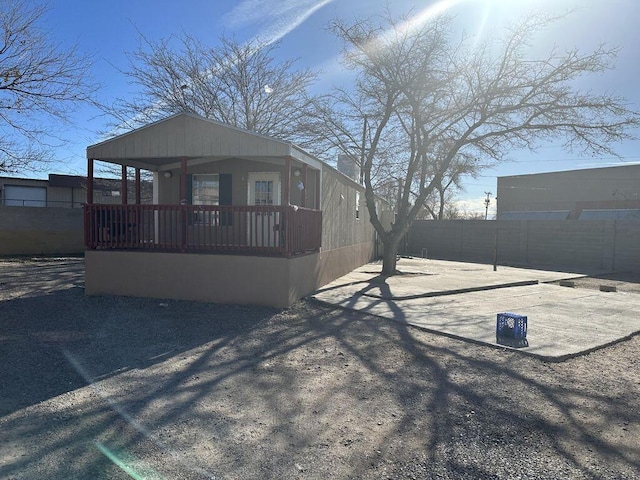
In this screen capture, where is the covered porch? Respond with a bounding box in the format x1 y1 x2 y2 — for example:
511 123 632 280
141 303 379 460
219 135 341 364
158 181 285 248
84 113 323 257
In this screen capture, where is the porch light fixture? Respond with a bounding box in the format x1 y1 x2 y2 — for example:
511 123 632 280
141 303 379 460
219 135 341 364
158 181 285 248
293 168 301 177
163 171 172 178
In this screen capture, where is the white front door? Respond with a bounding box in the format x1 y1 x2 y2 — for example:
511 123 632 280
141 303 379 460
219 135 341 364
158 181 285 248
247 172 281 247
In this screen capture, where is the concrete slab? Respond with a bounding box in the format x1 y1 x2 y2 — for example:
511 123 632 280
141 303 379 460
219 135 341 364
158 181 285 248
311 258 640 360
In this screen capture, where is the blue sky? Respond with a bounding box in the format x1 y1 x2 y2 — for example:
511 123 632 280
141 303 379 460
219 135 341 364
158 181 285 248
33 0 640 214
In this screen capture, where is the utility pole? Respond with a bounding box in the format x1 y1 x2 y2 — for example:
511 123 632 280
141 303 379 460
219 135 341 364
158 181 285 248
484 191 492 220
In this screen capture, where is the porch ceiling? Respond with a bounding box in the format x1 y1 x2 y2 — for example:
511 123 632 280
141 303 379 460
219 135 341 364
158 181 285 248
87 112 323 172
89 155 295 172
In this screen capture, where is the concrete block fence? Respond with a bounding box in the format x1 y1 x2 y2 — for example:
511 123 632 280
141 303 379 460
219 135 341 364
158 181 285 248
0 206 84 256
407 219 640 273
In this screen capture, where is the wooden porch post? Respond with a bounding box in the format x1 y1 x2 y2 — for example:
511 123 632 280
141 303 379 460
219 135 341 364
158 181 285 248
121 165 128 205
85 158 95 249
180 157 188 251
87 158 94 204
301 164 308 208
284 157 291 206
180 157 188 204
283 157 291 255
135 168 141 204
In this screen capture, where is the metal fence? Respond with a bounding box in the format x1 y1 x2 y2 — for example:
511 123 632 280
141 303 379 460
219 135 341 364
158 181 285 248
0 198 84 208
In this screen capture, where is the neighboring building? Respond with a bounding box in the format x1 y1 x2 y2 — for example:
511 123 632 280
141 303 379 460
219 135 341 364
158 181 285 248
497 164 640 220
0 174 86 208
0 174 153 256
84 112 391 308
0 174 153 207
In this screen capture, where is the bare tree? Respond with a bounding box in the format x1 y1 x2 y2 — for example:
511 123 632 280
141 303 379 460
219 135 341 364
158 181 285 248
105 33 320 149
420 186 457 220
325 11 639 275
420 155 481 220
0 0 96 173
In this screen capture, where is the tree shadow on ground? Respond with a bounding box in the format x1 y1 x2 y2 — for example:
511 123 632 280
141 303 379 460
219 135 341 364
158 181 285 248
0 287 277 417
1 262 639 479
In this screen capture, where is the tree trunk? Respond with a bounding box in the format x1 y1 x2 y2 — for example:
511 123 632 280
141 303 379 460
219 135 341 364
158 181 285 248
381 237 399 276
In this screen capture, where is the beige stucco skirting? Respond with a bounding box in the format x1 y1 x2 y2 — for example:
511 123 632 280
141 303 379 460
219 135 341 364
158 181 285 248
85 242 374 308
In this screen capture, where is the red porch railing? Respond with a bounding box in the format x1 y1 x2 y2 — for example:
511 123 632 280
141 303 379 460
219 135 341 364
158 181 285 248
84 204 322 256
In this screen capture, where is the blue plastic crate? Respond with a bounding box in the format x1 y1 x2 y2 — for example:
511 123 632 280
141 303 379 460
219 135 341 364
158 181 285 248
496 312 527 340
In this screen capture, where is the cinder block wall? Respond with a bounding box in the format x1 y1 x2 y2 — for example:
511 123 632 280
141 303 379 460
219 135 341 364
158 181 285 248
0 206 84 255
408 219 640 273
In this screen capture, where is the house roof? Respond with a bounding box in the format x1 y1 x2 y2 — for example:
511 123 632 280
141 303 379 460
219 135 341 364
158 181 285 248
579 209 640 220
498 210 571 220
48 174 85 188
87 112 323 172
498 163 640 180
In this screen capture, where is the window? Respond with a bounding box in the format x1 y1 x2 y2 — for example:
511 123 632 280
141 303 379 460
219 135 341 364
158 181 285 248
254 180 274 205
192 174 219 225
192 174 219 206
190 174 233 226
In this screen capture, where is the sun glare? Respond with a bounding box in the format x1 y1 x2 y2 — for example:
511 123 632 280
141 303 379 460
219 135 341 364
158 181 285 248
328 0 579 86
396 0 465 36
398 0 577 49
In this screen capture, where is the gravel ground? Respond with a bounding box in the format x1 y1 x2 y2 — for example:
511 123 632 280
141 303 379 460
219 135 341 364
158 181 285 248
0 257 639 480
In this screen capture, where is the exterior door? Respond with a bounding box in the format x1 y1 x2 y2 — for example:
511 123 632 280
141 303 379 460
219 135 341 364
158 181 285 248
4 185 47 207
247 172 281 247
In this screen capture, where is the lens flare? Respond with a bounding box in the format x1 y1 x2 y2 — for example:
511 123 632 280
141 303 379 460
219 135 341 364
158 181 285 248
95 441 163 480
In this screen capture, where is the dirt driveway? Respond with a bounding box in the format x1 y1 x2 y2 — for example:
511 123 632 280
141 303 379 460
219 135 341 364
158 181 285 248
1 258 639 479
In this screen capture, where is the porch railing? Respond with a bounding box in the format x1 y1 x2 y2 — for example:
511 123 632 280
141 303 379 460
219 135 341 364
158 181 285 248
84 204 322 256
